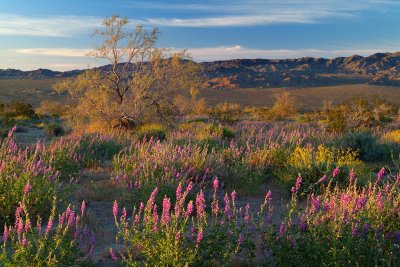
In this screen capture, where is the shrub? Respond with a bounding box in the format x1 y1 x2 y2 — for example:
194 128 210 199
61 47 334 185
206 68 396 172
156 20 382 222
112 139 211 204
322 97 398 133
263 173 400 266
0 101 36 119
136 124 167 141
337 131 390 162
36 100 65 118
42 133 122 178
280 145 364 193
113 180 253 266
0 127 58 224
44 123 65 137
209 102 242 125
269 91 297 120
1 199 93 266
382 129 400 144
222 127 235 139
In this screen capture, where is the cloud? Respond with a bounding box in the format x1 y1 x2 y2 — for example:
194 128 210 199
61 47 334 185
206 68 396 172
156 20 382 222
15 48 92 57
128 0 399 27
185 45 398 61
0 14 101 36
13 45 399 63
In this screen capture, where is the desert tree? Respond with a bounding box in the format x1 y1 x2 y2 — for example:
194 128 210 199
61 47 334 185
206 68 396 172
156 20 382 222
55 15 201 129
270 91 297 120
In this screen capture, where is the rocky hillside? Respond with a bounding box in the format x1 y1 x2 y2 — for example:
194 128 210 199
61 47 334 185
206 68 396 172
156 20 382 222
2 52 400 88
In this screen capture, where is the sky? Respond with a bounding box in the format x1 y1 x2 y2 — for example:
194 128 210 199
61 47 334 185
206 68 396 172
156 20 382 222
1 0 400 71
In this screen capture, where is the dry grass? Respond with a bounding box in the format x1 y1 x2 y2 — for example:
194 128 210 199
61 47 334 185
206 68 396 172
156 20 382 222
0 78 66 106
199 84 400 111
2 78 400 111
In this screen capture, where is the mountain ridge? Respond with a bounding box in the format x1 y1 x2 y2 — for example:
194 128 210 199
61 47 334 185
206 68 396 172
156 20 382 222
2 52 400 88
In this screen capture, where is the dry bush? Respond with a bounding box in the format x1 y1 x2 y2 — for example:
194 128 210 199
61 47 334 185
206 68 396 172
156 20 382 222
269 91 297 120
36 100 66 117
209 102 241 124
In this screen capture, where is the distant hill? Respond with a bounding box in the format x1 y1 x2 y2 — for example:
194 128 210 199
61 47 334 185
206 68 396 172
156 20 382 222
2 52 400 88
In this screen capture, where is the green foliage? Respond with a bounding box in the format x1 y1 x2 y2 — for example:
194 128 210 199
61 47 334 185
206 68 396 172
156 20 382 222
337 131 391 162
209 102 242 125
0 128 57 225
44 123 65 137
280 145 364 193
136 123 167 141
0 101 36 119
322 97 398 133
114 182 251 266
222 127 235 139
1 199 93 266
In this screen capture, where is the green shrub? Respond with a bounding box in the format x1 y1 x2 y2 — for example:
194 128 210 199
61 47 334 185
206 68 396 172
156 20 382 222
0 101 36 119
136 124 167 141
337 131 391 162
209 102 241 125
0 128 58 225
222 127 235 139
280 145 365 193
44 123 65 137
1 199 93 266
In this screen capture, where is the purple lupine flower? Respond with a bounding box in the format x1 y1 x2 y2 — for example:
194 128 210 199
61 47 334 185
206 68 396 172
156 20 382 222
231 191 237 204
21 236 27 247
394 231 400 244
46 218 53 235
81 200 86 217
341 193 350 207
196 191 205 219
317 175 326 184
36 221 42 235
265 190 272 202
24 181 31 195
59 213 66 226
292 174 302 194
17 219 23 237
377 167 385 183
332 167 340 178
110 248 118 261
279 223 286 236
385 182 390 194
197 229 203 244
68 211 75 228
186 201 193 218
343 210 349 224
176 183 182 201
3 227 8 244
89 232 96 246
299 219 308 232
121 208 127 221
113 200 118 219
175 231 181 241
310 195 321 213
224 194 232 219
213 177 219 192
161 197 171 225
349 169 355 185
24 219 31 233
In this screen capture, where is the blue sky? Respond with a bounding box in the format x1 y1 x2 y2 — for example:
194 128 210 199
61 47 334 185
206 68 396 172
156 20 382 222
1 0 400 70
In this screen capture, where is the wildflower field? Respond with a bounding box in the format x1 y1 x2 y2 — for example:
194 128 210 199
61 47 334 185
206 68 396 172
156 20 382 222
1 115 400 267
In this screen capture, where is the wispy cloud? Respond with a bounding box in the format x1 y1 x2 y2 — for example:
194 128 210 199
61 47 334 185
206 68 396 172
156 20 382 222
185 45 398 61
15 48 92 57
13 45 397 64
0 14 101 36
127 0 399 27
